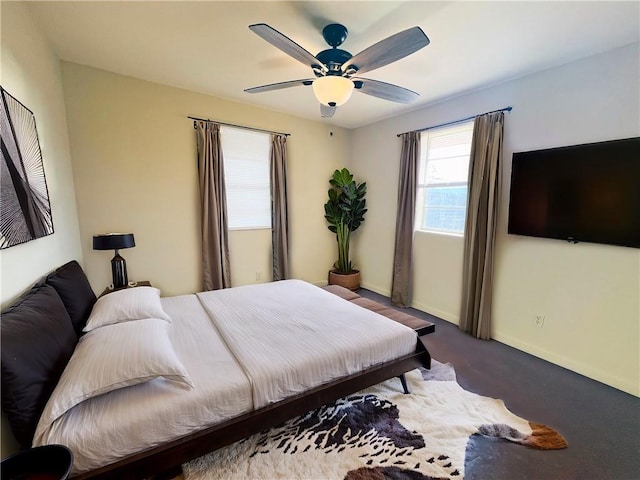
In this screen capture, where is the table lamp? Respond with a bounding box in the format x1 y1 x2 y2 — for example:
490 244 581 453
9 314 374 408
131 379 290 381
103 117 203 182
93 233 135 289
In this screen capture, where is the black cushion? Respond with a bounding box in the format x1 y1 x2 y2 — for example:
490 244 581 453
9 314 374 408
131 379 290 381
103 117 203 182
1 284 78 448
46 260 96 335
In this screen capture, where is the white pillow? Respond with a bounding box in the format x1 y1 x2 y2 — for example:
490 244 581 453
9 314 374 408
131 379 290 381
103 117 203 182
40 318 194 425
83 286 171 332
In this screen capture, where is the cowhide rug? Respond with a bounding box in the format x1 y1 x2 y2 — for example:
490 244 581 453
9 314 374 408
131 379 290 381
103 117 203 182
183 361 566 480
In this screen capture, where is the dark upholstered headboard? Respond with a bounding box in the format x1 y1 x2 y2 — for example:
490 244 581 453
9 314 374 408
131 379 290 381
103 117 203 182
45 260 97 336
0 260 96 449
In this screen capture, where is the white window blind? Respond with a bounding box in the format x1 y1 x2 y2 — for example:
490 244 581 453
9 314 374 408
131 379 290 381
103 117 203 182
416 120 474 234
220 126 271 230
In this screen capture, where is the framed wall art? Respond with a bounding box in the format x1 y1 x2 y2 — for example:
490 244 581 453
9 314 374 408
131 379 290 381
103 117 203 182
0 86 53 249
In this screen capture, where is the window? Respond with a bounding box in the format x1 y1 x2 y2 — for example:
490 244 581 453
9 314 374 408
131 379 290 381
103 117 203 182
415 120 474 235
220 126 271 230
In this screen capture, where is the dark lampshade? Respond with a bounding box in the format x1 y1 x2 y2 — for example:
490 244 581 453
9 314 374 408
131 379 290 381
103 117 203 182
93 233 135 289
93 233 135 251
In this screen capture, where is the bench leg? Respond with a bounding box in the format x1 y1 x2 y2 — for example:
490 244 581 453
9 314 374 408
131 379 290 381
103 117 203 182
398 374 410 394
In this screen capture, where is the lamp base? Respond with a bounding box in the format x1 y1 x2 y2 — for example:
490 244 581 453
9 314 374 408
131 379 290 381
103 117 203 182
111 251 128 289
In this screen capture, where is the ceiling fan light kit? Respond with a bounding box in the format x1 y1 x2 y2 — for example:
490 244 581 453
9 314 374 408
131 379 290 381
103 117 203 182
246 22 430 117
312 76 354 107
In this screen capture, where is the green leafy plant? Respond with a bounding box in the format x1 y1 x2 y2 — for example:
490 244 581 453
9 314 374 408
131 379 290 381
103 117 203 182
324 168 367 274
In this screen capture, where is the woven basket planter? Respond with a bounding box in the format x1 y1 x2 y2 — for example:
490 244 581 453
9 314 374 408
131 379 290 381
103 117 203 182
328 270 360 291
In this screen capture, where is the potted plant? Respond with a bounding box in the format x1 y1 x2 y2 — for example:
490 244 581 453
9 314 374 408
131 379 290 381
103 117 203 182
324 168 367 290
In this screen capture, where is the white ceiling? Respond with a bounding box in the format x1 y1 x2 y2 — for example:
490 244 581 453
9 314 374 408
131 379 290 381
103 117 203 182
25 1 640 129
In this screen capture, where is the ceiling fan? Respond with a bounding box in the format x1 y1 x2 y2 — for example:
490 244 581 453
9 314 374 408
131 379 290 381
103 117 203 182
244 23 430 118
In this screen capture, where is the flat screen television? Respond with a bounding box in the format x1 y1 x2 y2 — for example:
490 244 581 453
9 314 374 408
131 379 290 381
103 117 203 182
508 137 640 248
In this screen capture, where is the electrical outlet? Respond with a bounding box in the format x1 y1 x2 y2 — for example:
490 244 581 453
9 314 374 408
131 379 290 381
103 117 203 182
255 271 261 281
533 315 545 328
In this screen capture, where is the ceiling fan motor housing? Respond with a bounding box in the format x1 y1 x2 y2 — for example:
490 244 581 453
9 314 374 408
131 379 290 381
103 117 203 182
316 24 354 76
316 49 353 75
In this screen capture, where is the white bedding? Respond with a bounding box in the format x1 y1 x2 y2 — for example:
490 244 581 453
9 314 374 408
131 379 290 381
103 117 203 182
33 281 417 474
196 280 417 409
34 294 253 474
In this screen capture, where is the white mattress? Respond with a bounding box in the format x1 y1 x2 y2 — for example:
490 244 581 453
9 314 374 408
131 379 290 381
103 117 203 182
33 281 417 474
196 280 417 409
33 294 253 474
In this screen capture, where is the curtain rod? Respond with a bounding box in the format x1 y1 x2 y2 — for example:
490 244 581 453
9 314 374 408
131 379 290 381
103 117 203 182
396 106 512 137
188 116 290 137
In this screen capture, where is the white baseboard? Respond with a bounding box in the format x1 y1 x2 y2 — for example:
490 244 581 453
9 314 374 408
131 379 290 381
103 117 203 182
356 280 638 396
409 299 458 325
360 281 390 297
494 332 640 397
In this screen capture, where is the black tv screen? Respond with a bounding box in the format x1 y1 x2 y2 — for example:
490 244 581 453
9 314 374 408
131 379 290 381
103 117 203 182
508 137 640 248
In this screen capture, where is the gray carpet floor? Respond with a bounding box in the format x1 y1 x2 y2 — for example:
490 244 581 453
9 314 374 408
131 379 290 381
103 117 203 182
358 288 640 480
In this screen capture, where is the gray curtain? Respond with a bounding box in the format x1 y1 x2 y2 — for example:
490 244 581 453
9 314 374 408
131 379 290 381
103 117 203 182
195 121 231 290
459 111 505 339
391 132 420 307
270 134 289 281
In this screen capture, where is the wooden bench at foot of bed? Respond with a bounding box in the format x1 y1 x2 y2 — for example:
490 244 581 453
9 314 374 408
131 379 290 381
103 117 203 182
322 285 435 336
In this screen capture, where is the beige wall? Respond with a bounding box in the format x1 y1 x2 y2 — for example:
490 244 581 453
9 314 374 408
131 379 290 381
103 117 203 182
60 62 348 296
0 1 84 455
229 229 272 285
349 43 640 396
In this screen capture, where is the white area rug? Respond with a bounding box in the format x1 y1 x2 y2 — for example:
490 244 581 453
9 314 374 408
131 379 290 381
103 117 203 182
183 361 566 480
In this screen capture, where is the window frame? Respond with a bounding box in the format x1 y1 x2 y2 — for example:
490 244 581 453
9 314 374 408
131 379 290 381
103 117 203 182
220 125 272 231
415 120 475 236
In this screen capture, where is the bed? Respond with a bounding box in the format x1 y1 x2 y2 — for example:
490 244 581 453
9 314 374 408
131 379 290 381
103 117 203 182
1 261 431 479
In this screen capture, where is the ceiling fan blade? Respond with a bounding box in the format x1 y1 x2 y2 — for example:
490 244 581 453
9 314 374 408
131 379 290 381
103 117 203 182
353 78 419 104
249 24 327 73
320 104 336 118
343 27 429 75
244 79 314 94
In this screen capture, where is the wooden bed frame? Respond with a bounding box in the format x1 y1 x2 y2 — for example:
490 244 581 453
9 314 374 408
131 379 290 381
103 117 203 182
74 338 431 479
0 261 432 480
